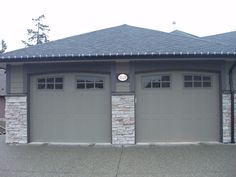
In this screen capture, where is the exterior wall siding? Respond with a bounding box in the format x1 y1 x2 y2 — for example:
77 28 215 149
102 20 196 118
0 69 6 96
232 66 236 89
222 93 231 143
235 93 236 143
0 97 5 118
112 95 135 144
5 96 27 143
9 65 24 94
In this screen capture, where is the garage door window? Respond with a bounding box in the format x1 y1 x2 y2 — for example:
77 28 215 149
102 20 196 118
76 76 104 89
184 74 211 88
142 75 171 88
37 77 63 90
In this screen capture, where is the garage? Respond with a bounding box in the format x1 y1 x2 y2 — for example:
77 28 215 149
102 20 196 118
136 71 220 142
30 73 111 143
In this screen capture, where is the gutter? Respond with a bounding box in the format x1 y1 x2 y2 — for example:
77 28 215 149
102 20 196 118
229 61 236 143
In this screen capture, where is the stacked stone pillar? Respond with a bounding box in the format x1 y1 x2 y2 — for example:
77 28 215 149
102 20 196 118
5 96 27 143
112 95 135 144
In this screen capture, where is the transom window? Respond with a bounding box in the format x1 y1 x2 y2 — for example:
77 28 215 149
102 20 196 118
76 76 104 89
142 75 171 88
37 77 63 90
184 74 212 88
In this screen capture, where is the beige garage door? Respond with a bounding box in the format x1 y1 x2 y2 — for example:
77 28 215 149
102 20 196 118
30 73 111 143
136 71 220 142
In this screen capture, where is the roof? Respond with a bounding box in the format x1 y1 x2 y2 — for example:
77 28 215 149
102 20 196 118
170 30 199 39
0 24 235 62
202 31 236 49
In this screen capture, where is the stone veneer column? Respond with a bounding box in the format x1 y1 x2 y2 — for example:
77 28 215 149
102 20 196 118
112 95 135 144
5 96 27 144
222 93 231 143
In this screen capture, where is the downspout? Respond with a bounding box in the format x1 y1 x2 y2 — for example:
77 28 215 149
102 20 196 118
229 62 236 143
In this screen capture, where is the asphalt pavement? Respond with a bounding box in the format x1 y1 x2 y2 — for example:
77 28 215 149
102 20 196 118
0 136 236 177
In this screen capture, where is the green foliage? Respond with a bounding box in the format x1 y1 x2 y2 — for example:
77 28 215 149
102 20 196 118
0 40 7 53
22 15 50 47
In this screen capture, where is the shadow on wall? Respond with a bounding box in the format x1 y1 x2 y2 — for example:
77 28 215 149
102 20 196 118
0 69 6 134
0 96 5 134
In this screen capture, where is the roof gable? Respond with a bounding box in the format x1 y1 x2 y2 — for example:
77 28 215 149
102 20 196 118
170 30 199 39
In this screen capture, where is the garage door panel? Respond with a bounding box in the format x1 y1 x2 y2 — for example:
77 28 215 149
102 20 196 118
32 115 110 142
136 71 220 142
138 117 218 142
30 73 111 143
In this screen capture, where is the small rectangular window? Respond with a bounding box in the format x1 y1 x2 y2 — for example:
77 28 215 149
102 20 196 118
38 78 45 83
194 76 201 81
86 82 94 89
162 76 170 81
76 76 104 90
95 82 104 89
38 84 45 89
184 74 212 88
55 84 63 89
47 78 54 83
55 77 63 83
194 81 202 87
142 75 171 89
37 78 46 89
77 83 85 89
203 76 211 81
184 75 192 81
47 83 54 89
37 76 63 90
203 82 211 87
184 82 192 88
162 82 170 88
152 82 161 88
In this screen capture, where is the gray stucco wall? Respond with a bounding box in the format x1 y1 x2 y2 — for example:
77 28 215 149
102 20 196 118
9 65 24 94
0 69 6 96
0 97 5 118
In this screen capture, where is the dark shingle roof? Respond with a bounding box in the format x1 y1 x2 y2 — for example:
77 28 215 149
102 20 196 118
202 31 236 49
1 24 235 61
170 30 199 39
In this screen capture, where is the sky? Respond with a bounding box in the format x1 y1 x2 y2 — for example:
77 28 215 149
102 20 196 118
0 0 236 52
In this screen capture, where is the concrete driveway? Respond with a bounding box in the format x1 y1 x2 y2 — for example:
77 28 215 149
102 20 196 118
0 136 236 177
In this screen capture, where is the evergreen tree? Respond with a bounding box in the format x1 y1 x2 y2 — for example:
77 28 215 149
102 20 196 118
22 15 50 47
0 40 7 53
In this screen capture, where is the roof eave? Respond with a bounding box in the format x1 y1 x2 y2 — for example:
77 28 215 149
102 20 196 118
1 53 236 63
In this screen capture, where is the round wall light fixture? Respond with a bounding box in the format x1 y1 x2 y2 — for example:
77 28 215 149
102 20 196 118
117 73 128 82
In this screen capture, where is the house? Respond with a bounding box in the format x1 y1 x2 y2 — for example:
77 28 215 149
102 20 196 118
0 24 236 144
0 69 5 119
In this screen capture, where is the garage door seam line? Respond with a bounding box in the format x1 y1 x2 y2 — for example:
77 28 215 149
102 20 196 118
115 145 123 177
